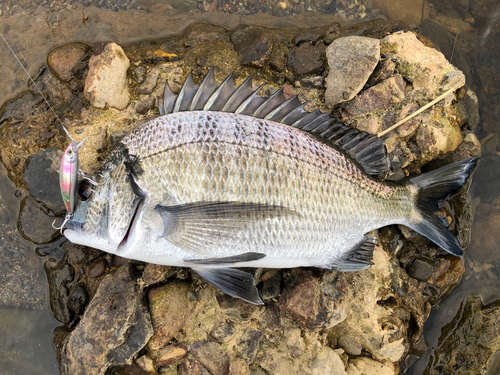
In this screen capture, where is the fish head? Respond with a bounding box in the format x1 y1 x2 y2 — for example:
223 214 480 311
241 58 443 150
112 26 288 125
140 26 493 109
63 157 139 254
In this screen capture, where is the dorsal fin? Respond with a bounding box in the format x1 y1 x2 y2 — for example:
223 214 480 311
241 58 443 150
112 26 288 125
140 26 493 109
157 69 390 175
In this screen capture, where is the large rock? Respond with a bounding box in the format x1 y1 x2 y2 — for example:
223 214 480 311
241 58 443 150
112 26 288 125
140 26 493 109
287 43 326 76
84 42 130 109
48 43 91 82
325 36 380 107
60 264 153 375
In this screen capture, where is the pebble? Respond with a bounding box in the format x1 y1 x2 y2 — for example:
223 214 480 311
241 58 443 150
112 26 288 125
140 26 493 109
48 43 91 82
157 344 187 367
137 67 161 95
408 259 435 281
178 357 210 375
287 43 326 76
209 322 236 343
236 328 262 364
89 259 107 278
135 96 155 114
190 341 230 375
67 283 88 315
231 26 273 68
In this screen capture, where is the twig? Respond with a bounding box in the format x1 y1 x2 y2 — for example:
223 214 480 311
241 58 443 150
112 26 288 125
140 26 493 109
377 84 461 138
450 33 459 64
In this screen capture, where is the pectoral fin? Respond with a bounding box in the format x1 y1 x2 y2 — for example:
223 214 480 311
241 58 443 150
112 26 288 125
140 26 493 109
155 201 298 252
192 267 263 305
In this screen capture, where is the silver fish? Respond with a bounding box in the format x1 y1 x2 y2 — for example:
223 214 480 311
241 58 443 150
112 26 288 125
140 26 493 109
64 68 479 304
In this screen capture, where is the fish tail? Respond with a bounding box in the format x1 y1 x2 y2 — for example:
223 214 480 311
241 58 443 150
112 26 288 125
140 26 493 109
407 157 480 256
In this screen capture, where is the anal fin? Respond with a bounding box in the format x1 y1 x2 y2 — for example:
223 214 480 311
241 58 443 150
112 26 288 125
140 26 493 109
192 267 263 305
328 235 377 272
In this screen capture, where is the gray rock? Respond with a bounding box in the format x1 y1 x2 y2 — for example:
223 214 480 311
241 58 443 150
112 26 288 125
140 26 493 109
408 259 434 281
48 43 91 82
237 328 263 364
18 196 60 244
137 67 160 95
338 335 362 356
84 42 130 109
347 75 406 116
325 36 380 107
190 341 229 375
44 258 75 325
231 26 273 68
135 96 155 114
396 102 421 137
60 264 153 375
88 258 107 278
134 66 146 84
464 88 480 129
287 43 326 75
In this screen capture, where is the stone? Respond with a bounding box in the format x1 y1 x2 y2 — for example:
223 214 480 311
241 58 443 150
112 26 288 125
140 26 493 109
157 344 187 367
190 341 229 375
89 258 107 278
381 32 465 95
209 322 235 343
310 347 347 375
135 97 155 115
231 26 273 68
347 357 397 375
229 358 251 375
367 58 396 87
396 102 421 137
134 66 146 84
237 327 263 364
415 115 463 160
294 32 321 45
84 42 130 109
425 296 500 374
325 36 380 107
48 43 91 82
137 67 161 95
338 336 362 356
300 76 324 89
283 328 304 359
408 259 434 281
147 281 194 350
67 283 88 315
18 196 60 244
60 264 153 375
136 355 156 373
22 148 65 215
288 43 326 76
347 75 406 116
141 264 176 286
178 357 210 375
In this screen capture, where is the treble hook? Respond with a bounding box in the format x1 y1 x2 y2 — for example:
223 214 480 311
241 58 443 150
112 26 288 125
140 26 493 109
52 212 72 235
79 170 101 186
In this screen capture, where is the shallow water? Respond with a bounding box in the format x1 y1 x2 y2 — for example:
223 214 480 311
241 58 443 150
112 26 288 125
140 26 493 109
1 0 499 373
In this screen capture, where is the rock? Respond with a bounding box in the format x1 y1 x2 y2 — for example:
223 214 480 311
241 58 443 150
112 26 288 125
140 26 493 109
48 43 91 82
294 32 321 45
147 281 195 350
347 75 406 116
415 115 463 160
347 357 397 375
231 26 273 68
190 341 229 375
84 42 130 110
338 336 362 356
229 358 251 375
67 283 88 315
325 36 380 107
137 67 161 95
283 328 304 359
18 196 60 244
260 270 282 301
209 322 235 343
141 264 177 286
310 347 347 375
280 269 348 330
23 148 65 215
396 102 421 137
178 357 210 375
300 76 324 89
134 66 146 84
136 355 156 373
288 43 326 76
135 96 155 114
157 344 187 367
89 259 107 278
60 264 153 375
425 296 500 374
463 88 480 129
367 58 396 87
43 259 74 323
237 327 263 364
407 259 434 281
381 32 465 96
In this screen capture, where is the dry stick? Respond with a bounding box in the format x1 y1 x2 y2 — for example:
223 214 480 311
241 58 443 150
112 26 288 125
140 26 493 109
377 84 462 138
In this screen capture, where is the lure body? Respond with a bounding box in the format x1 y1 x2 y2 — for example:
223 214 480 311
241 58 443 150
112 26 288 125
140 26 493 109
60 138 86 214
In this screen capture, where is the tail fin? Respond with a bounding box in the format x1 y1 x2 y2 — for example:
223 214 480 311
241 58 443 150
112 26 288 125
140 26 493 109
408 157 480 256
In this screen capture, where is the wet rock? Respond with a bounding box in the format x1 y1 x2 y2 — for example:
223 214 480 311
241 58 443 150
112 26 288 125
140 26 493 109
209 322 235 343
381 32 465 95
347 75 406 116
231 26 273 68
294 32 321 45
373 0 428 25
237 327 263 364
178 357 210 375
426 296 500 374
280 269 348 330
147 281 195 350
338 336 362 356
60 264 153 375
67 283 88 315
44 259 75 325
135 97 155 115
288 43 326 76
137 67 161 95
89 258 107 278
463 88 480 129
48 43 91 82
325 36 380 107
347 357 397 375
367 58 396 87
18 196 59 244
415 115 463 161
157 344 187 367
84 42 130 109
190 341 229 375
310 347 347 375
23 148 65 215
408 259 434 281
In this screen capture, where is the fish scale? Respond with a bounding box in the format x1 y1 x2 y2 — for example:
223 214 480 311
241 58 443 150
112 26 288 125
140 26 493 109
64 70 479 304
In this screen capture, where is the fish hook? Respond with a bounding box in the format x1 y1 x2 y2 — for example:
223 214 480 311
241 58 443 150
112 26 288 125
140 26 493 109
52 212 72 235
79 170 101 186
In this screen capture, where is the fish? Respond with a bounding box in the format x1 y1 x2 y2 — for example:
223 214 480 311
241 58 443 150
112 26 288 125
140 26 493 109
62 68 479 304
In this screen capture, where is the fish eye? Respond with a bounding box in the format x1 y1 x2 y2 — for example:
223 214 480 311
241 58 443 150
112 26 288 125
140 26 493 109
78 181 92 201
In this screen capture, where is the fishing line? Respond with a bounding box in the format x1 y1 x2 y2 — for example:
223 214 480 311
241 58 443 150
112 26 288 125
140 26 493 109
0 32 76 143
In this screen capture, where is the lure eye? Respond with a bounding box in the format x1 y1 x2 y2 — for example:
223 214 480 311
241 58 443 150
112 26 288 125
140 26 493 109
67 149 73 155
78 180 92 201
